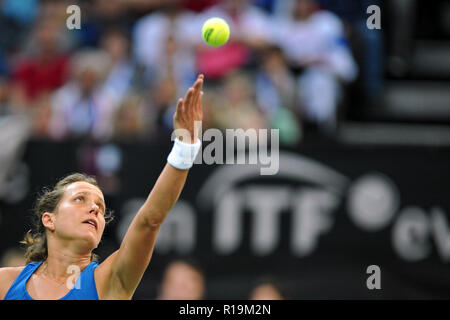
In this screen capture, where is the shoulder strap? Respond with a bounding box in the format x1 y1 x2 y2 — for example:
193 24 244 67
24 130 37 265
4 262 43 300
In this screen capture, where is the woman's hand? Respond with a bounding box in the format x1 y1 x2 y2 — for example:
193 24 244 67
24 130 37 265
173 74 204 144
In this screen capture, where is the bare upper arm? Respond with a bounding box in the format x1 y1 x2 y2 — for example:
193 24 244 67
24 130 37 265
94 250 129 300
94 164 188 299
0 267 25 300
94 213 160 299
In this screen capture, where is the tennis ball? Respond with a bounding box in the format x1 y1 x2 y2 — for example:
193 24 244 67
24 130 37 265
202 17 230 47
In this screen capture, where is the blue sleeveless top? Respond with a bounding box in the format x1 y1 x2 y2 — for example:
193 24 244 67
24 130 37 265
4 261 99 300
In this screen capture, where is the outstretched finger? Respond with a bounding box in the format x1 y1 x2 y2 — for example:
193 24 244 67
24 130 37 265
198 91 204 113
175 98 183 118
183 88 194 113
194 74 204 91
192 75 204 111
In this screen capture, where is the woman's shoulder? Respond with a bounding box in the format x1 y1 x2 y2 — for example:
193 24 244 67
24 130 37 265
0 266 26 300
0 266 26 281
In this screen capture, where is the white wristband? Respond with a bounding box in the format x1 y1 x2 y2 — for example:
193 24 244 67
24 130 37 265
167 138 201 170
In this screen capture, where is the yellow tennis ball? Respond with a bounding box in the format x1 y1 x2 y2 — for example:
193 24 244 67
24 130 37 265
202 17 230 47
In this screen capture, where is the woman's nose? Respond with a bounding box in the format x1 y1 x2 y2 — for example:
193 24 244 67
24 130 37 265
89 203 100 214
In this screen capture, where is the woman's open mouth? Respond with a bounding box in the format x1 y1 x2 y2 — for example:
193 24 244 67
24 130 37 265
83 219 97 230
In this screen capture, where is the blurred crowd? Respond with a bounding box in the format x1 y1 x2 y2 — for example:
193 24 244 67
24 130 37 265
0 0 382 146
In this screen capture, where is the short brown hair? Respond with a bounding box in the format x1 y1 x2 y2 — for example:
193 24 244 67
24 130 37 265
21 173 114 264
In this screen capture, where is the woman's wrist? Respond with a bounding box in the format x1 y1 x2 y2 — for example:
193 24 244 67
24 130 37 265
167 137 202 170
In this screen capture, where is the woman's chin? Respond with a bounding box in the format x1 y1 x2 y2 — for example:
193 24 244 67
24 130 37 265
76 231 100 250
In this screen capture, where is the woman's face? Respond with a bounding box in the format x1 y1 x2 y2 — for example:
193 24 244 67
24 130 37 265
50 182 106 250
295 0 317 20
160 263 205 300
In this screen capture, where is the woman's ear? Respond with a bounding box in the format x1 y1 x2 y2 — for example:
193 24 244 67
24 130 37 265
42 212 55 231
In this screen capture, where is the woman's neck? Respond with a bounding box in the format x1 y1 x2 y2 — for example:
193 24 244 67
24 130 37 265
42 251 91 281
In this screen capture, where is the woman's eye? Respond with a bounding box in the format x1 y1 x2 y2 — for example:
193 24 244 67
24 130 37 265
75 197 83 202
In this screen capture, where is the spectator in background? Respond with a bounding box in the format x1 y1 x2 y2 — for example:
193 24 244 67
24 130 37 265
199 86 219 131
273 0 358 133
212 71 267 131
0 0 39 53
0 76 13 116
113 93 152 142
49 49 116 141
127 0 183 16
148 74 180 140
195 0 273 79
0 51 6 77
249 279 285 300
157 260 206 300
39 0 72 26
0 247 26 268
1 0 38 26
255 45 302 145
94 0 131 30
30 93 53 139
0 1 28 55
74 0 133 48
255 45 298 112
319 0 384 101
10 17 70 108
181 0 219 13
253 0 277 14
133 0 198 94
100 28 135 107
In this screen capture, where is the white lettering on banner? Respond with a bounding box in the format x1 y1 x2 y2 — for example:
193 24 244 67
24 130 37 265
212 186 338 257
392 207 431 262
431 207 450 262
366 265 381 290
155 201 196 254
291 189 337 257
348 173 399 231
246 187 290 256
115 152 448 262
214 190 243 255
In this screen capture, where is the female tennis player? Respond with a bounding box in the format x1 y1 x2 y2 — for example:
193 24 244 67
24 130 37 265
0 74 204 300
